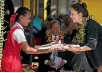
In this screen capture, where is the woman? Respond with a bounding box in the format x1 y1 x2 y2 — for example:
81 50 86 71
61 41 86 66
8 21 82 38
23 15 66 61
64 3 102 71
1 7 53 72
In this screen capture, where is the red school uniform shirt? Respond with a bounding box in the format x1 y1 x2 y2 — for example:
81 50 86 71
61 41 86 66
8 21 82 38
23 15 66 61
1 25 24 72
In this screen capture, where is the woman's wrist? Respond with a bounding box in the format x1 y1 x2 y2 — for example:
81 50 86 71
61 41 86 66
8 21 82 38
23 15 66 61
80 46 92 51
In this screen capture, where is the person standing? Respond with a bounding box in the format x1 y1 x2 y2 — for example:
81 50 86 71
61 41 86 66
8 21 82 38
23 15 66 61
63 3 102 72
1 7 53 72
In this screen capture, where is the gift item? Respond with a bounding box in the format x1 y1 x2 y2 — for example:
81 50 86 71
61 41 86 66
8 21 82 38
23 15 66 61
38 40 63 50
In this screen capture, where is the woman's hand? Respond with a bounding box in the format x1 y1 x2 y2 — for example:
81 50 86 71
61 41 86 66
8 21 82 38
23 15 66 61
97 66 102 72
69 45 80 51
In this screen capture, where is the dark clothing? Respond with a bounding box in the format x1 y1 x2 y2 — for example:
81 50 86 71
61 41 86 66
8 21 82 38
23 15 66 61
63 30 78 71
64 30 93 71
71 52 93 71
64 29 77 44
38 33 74 72
71 19 102 71
65 19 102 71
38 53 52 72
84 19 102 69
38 52 70 72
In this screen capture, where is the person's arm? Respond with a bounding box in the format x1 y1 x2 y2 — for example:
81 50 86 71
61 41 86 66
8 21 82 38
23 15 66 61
80 45 92 51
68 45 91 52
79 20 98 51
13 29 51 54
64 20 99 52
21 42 50 54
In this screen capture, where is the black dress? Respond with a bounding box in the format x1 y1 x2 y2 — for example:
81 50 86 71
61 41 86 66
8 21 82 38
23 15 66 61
84 19 102 69
70 25 93 71
71 19 102 72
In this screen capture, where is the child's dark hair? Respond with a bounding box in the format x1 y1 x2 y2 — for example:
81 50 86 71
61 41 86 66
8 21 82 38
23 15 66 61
71 2 89 17
15 7 30 22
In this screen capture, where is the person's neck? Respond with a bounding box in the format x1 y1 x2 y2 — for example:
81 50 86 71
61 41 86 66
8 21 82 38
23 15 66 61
17 21 23 27
78 20 83 24
78 17 84 24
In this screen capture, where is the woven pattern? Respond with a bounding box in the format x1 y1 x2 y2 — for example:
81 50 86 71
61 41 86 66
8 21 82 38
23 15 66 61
0 0 4 59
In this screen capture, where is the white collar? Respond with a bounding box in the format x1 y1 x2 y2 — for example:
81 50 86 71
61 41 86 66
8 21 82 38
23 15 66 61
52 34 59 41
13 22 24 31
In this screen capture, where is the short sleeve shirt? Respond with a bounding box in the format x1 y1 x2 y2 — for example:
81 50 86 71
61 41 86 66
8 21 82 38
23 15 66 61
12 22 27 44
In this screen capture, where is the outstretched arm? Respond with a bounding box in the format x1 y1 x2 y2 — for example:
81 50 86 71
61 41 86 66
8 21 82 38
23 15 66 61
21 42 51 54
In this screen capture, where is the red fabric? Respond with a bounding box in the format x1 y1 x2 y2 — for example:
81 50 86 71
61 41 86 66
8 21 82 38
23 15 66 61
1 26 22 72
10 13 18 24
33 38 41 45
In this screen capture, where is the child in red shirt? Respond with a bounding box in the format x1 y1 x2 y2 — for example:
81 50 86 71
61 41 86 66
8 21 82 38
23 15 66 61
1 7 51 72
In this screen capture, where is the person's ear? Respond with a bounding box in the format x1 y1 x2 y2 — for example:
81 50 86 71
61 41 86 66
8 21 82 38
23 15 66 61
79 12 83 17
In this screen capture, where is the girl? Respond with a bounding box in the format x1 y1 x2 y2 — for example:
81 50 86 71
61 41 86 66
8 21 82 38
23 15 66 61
1 7 52 72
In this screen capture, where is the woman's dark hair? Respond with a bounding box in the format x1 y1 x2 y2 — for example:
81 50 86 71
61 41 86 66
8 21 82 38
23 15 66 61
71 2 89 17
15 7 30 21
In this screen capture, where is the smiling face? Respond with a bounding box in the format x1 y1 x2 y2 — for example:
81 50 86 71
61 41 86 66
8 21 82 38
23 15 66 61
70 8 83 24
19 11 31 26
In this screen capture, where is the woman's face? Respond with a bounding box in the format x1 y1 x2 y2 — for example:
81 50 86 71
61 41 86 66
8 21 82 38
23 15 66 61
70 8 83 24
20 11 31 26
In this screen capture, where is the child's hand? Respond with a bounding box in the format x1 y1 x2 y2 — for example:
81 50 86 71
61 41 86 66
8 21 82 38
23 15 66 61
34 45 39 49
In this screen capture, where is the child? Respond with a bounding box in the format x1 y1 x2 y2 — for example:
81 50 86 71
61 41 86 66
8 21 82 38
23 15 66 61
1 7 52 72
